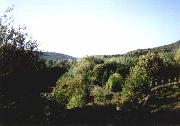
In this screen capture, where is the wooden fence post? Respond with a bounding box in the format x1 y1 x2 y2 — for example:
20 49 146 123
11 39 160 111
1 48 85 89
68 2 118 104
161 80 164 85
174 77 177 85
168 78 171 84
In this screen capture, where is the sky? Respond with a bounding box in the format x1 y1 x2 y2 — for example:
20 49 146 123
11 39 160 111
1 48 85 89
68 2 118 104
1 0 180 57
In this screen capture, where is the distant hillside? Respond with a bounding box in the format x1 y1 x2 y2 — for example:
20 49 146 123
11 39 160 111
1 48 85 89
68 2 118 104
125 40 180 57
95 40 180 58
42 52 76 61
42 40 180 60
154 40 180 51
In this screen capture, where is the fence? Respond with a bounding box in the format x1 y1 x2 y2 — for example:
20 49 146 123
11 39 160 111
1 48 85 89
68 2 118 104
151 75 180 92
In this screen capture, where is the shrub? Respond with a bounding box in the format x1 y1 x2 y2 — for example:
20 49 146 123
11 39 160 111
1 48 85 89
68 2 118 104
52 73 86 108
91 86 106 103
106 73 124 92
67 94 85 109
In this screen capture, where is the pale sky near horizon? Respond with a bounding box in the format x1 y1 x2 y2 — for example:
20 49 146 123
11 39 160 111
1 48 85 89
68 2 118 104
1 0 180 57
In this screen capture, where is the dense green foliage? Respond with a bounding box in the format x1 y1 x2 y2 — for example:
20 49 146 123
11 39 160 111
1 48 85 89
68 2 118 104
52 55 139 108
0 7 180 124
119 53 164 107
53 48 180 111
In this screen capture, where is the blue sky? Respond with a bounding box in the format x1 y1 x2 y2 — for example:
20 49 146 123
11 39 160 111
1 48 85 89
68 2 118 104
1 0 180 57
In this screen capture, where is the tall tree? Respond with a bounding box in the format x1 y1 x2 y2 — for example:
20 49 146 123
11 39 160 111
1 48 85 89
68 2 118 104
0 8 47 122
0 7 45 75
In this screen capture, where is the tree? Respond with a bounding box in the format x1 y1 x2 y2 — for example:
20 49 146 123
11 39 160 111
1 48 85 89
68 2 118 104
0 7 45 75
0 7 47 122
119 53 164 109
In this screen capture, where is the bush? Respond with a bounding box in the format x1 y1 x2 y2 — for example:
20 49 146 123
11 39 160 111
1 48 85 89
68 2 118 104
91 86 106 103
106 73 124 92
67 94 85 109
52 73 86 109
